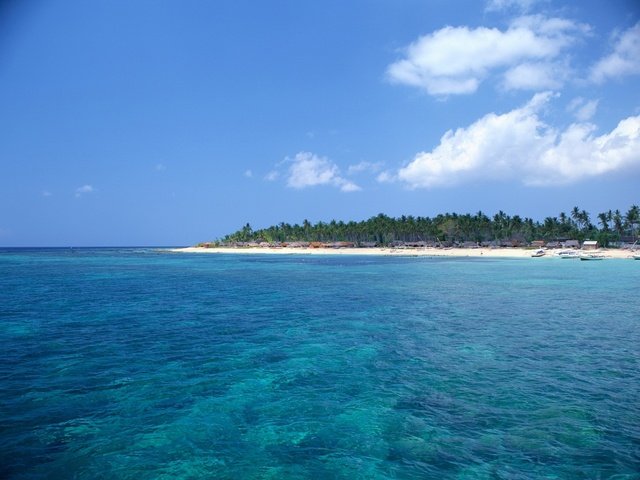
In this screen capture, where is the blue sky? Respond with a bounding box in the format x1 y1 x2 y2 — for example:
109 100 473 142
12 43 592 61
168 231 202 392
1 0 639 246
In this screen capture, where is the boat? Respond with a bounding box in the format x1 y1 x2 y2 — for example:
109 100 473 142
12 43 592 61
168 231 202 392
580 253 606 261
556 250 580 259
633 255 640 260
531 249 545 257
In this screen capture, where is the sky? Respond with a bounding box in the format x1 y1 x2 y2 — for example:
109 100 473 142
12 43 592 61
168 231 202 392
1 0 639 246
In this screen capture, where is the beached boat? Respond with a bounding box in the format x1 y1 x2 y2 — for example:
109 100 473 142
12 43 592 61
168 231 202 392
633 254 640 260
557 250 580 259
531 249 545 257
580 253 605 261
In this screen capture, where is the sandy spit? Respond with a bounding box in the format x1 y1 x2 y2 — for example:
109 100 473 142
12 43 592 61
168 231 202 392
167 246 636 259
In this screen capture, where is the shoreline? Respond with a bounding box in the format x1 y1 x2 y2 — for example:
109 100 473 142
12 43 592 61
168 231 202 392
168 246 636 259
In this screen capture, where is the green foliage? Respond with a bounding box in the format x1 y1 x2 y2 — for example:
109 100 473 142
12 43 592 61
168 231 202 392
217 206 640 247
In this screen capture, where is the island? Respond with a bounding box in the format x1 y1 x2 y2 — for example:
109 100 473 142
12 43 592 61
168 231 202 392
173 206 639 259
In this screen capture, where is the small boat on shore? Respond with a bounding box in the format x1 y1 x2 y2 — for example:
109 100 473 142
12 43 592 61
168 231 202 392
557 250 580 259
580 253 606 261
633 254 640 260
531 249 545 257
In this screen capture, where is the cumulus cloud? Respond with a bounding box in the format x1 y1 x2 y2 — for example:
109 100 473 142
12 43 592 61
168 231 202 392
387 15 587 96
395 92 640 188
590 22 640 83
530 118 640 185
75 185 94 197
286 152 361 192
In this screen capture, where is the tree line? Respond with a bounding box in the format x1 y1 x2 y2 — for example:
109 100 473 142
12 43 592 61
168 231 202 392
214 205 640 247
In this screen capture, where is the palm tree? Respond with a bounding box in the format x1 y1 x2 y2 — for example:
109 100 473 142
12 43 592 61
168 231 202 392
580 209 592 231
598 212 610 231
625 205 640 238
571 206 581 229
613 210 624 237
217 205 640 247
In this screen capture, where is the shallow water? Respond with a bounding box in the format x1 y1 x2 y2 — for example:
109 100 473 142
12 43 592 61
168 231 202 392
1 248 639 479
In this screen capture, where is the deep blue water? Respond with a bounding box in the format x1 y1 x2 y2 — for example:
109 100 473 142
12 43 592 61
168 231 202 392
1 248 639 479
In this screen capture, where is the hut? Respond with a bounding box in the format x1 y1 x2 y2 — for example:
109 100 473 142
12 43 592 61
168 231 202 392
332 241 355 249
406 241 428 248
583 240 599 250
563 240 580 249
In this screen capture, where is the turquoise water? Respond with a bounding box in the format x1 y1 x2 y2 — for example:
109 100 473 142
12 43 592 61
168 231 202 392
1 248 639 479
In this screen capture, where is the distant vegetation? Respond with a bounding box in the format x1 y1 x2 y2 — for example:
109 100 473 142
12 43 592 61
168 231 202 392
211 205 639 248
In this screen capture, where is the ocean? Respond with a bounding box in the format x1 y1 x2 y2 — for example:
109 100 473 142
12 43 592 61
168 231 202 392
1 248 639 479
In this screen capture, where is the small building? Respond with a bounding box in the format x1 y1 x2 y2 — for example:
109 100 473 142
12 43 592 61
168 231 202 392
481 240 500 248
405 241 427 248
583 240 599 250
461 241 480 248
328 241 355 249
358 242 378 248
531 240 545 248
287 242 309 248
563 240 580 248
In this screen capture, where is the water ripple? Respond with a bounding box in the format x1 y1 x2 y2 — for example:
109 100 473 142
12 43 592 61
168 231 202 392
1 249 639 479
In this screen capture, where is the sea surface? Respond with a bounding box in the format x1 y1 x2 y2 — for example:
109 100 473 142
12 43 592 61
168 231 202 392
1 248 639 479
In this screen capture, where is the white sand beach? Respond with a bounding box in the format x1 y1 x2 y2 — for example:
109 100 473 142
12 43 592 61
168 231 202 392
169 246 636 259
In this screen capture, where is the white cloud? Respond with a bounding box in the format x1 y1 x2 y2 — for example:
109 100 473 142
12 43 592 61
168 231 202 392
590 22 640 83
42 190 52 197
155 163 167 171
244 169 253 178
387 15 587 96
347 161 383 175
376 171 396 183
395 92 640 188
567 97 599 122
264 171 279 181
576 100 598 121
503 61 566 90
340 181 362 192
75 185 94 197
285 152 361 192
533 116 640 185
